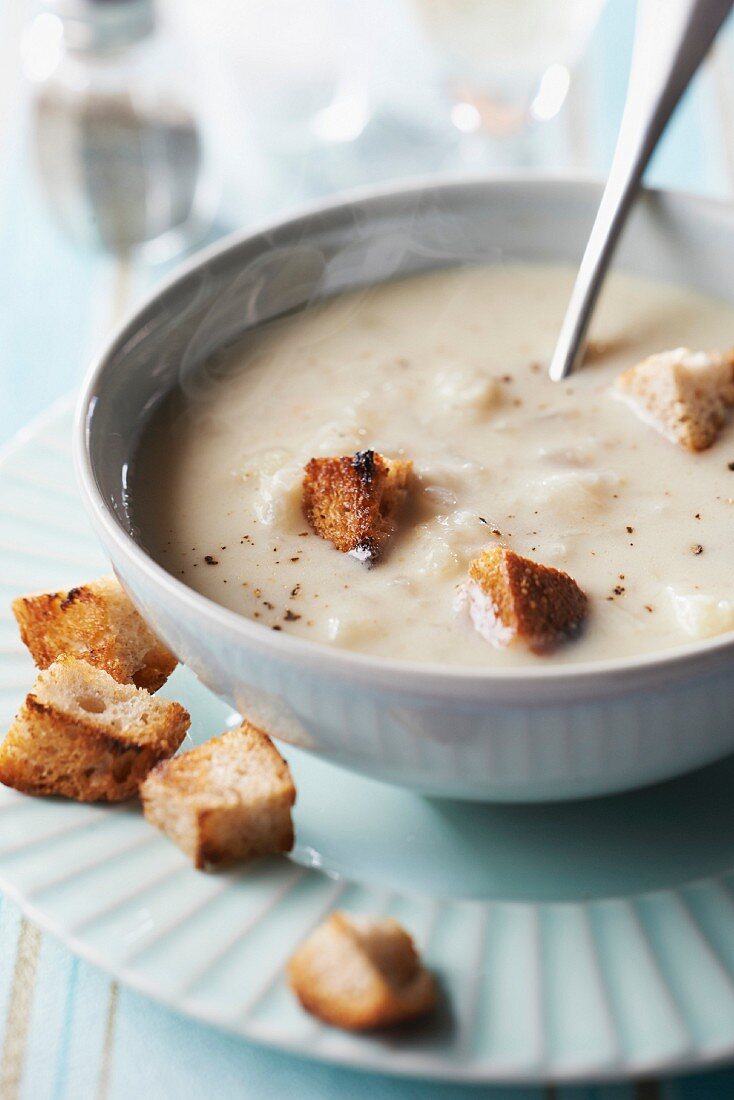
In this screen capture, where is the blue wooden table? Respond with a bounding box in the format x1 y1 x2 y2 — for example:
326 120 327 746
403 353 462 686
2 0 734 1095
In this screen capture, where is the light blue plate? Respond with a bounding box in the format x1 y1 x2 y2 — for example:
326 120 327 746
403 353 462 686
2 401 734 1083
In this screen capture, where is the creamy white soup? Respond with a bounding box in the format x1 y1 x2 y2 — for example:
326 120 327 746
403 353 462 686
133 263 734 667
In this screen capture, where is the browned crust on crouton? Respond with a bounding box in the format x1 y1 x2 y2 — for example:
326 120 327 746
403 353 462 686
302 450 412 564
288 911 437 1031
468 546 588 653
140 723 296 869
12 576 176 692
0 658 189 801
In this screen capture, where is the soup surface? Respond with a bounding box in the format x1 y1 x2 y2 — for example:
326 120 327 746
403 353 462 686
133 263 734 667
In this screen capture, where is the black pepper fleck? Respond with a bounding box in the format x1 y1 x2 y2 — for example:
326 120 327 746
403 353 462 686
691 544 704 555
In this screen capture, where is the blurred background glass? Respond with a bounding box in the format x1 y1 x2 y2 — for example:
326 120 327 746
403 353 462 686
410 0 607 138
23 0 218 259
173 0 608 224
20 0 609 257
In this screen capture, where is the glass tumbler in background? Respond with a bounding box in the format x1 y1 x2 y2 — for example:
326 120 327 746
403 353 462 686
410 0 607 139
23 0 219 260
170 0 376 226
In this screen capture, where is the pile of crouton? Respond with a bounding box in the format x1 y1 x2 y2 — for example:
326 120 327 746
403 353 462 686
4 576 298 863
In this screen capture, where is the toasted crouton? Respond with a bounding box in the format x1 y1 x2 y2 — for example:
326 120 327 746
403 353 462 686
140 723 295 869
303 450 412 565
615 346 734 451
288 911 437 1031
465 546 588 653
12 576 176 692
0 658 189 802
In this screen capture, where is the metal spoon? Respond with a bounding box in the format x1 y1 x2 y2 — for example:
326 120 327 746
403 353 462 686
549 0 733 382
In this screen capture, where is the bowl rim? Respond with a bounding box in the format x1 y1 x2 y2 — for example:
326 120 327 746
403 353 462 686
74 172 734 702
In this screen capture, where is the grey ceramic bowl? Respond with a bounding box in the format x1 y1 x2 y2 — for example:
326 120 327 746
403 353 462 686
75 176 734 801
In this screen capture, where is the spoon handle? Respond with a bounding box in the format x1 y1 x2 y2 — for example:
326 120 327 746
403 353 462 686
549 0 733 382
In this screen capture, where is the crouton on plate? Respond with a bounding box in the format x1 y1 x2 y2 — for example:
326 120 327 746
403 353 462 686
288 911 437 1031
303 449 412 564
0 657 189 802
465 546 588 653
140 723 295 869
12 575 176 692
615 346 734 451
